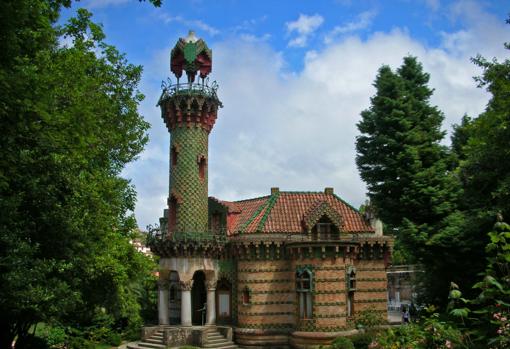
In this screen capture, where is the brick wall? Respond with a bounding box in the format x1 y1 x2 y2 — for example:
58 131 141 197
236 260 295 330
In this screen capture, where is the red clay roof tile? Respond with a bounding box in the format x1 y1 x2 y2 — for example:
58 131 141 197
221 191 373 234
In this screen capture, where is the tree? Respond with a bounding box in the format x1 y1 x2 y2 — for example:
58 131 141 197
356 57 463 305
356 57 457 231
0 1 158 347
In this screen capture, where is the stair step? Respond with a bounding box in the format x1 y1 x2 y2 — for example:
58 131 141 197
207 337 228 343
145 338 164 344
138 342 166 349
203 341 237 348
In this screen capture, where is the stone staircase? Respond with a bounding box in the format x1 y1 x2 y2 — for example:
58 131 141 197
203 327 239 349
125 326 239 349
127 328 165 349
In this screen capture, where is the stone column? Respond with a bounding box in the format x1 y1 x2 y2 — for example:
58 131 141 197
206 280 217 325
158 279 169 325
180 280 193 326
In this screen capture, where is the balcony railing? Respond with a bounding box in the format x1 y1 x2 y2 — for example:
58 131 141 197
146 224 228 246
158 77 219 104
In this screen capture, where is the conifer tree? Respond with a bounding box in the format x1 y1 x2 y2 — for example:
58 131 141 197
356 56 456 231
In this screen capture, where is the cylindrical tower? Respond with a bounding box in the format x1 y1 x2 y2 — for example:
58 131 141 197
159 31 222 233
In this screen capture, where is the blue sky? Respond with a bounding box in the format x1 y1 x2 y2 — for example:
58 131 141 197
62 0 509 229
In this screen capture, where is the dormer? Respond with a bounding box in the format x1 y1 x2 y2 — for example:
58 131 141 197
303 200 344 240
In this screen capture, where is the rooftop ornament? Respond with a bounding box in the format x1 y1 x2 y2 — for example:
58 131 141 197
171 30 212 85
158 30 220 104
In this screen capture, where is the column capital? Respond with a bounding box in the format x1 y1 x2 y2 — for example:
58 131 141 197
157 279 169 290
206 280 217 291
180 279 194 291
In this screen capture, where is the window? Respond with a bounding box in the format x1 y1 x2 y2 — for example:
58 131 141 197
171 145 178 166
347 267 356 317
242 287 250 305
316 222 331 234
347 291 354 317
218 291 230 317
169 196 178 232
348 268 356 291
198 157 206 180
211 212 221 232
296 270 313 319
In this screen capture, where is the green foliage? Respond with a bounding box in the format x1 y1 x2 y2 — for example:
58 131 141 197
356 56 456 229
330 336 355 349
351 332 378 349
356 56 461 304
36 324 67 347
463 221 510 348
372 314 466 349
0 1 158 347
355 306 386 329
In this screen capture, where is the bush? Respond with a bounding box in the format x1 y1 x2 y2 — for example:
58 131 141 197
331 336 355 349
38 324 67 347
107 331 123 346
350 332 378 349
67 336 95 349
355 307 385 329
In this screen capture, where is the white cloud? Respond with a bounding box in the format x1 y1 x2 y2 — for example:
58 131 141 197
130 2 509 229
157 13 219 36
424 0 440 11
286 14 324 47
83 0 129 8
324 10 377 44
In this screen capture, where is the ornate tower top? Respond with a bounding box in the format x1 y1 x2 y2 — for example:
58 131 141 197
170 30 212 84
158 31 221 133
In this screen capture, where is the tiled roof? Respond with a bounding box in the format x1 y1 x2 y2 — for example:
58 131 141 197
222 191 373 234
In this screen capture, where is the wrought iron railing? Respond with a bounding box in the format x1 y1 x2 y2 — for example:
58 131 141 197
158 77 219 103
146 224 228 246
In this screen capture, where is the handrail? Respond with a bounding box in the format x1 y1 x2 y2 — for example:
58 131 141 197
158 78 219 104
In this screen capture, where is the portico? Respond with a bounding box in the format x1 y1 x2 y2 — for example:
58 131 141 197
158 257 219 327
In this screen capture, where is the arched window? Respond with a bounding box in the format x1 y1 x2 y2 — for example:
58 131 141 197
171 145 178 166
198 157 206 180
169 196 178 232
242 287 251 305
349 270 356 290
296 270 312 319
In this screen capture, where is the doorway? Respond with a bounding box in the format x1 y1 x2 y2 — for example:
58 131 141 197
191 270 207 325
216 278 232 324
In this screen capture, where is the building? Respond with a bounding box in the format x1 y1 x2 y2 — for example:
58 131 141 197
145 31 393 349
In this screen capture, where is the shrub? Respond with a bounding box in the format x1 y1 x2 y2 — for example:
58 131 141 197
331 336 355 349
39 324 67 347
350 332 378 349
355 307 385 329
67 336 95 349
107 332 123 346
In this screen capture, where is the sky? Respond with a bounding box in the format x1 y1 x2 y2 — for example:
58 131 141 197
61 0 509 230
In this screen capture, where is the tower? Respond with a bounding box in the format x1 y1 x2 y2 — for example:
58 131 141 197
159 31 222 234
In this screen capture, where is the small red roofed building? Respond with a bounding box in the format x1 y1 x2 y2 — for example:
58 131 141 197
143 31 393 349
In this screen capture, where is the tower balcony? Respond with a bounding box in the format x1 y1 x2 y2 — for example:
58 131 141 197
146 224 227 258
158 79 221 103
158 79 222 133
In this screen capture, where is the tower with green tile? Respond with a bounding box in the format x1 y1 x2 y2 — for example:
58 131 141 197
159 31 222 234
